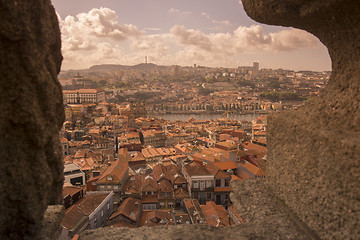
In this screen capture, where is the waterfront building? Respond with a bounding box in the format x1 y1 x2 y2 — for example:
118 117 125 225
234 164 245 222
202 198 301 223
63 88 105 104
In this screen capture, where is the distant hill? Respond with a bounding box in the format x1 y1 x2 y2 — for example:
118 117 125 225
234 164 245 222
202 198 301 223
131 63 159 70
58 63 186 80
59 63 167 80
88 64 127 72
88 63 161 72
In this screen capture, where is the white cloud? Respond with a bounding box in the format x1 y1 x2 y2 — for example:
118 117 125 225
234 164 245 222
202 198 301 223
170 25 213 51
168 8 192 15
171 24 318 55
59 7 143 54
130 34 169 60
58 7 145 68
57 7 322 70
144 27 161 31
201 12 231 26
61 7 143 42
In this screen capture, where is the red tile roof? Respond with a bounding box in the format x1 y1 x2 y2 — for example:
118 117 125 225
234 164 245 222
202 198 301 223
141 195 159 203
62 186 83 198
109 197 141 222
123 175 142 195
62 194 108 230
241 141 267 153
214 161 237 171
139 210 174 227
174 188 190 199
141 174 158 192
97 158 128 184
238 161 265 176
201 201 230 227
231 175 241 180
152 163 170 182
184 161 211 176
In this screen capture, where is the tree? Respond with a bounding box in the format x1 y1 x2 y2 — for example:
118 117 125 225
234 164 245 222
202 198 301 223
98 79 107 86
198 87 213 96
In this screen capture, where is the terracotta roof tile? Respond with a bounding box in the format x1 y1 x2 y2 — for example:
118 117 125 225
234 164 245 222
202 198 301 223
174 188 190 199
109 197 141 221
97 158 128 184
201 201 230 227
62 194 108 230
63 186 83 198
141 195 159 203
214 161 237 171
139 210 173 227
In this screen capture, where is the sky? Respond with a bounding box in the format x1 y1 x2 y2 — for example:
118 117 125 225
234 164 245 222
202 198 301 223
51 0 331 71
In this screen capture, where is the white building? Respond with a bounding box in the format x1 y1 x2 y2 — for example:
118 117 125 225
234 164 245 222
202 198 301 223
63 88 105 104
64 163 86 186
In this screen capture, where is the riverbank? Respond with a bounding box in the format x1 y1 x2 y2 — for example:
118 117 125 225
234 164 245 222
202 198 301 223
148 109 270 115
148 112 268 122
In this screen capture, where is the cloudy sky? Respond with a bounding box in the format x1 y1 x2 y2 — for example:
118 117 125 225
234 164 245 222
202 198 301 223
51 0 331 71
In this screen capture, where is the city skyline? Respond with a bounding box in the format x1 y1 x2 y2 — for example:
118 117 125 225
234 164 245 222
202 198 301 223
52 0 331 72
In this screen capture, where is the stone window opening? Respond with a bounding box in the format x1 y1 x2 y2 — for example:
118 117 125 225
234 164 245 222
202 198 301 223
1 1 358 240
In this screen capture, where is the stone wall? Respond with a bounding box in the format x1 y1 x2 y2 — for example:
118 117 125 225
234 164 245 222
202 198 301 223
0 0 64 239
242 0 360 239
0 0 358 239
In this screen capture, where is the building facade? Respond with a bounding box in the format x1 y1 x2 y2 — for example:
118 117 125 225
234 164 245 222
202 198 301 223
63 88 105 104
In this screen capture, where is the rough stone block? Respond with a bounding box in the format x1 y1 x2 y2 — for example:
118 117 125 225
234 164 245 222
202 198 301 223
0 0 64 239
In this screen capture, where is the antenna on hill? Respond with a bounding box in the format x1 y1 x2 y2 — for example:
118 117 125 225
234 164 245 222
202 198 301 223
145 56 148 64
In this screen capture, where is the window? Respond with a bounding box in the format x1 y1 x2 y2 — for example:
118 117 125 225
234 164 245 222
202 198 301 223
207 193 212 200
225 193 229 200
225 179 230 187
160 202 165 208
200 181 205 190
193 181 198 188
107 203 110 210
101 210 104 217
216 179 221 187
168 202 174 208
206 180 211 188
174 185 178 189
193 192 199 199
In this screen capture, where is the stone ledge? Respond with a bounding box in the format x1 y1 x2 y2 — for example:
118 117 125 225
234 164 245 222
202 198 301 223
38 205 64 240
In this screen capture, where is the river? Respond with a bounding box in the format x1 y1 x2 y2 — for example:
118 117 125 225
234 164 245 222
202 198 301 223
149 113 266 122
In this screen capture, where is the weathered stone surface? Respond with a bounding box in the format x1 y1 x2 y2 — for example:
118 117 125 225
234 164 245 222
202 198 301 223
0 0 64 239
242 1 360 239
39 205 64 240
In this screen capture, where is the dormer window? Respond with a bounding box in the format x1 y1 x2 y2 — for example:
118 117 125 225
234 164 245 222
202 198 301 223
107 176 113 181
